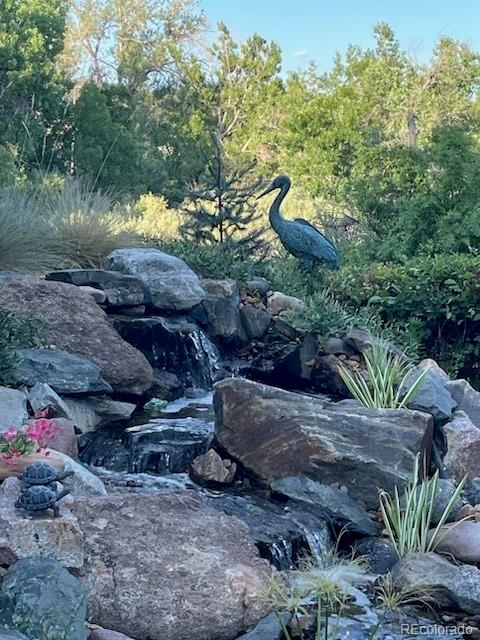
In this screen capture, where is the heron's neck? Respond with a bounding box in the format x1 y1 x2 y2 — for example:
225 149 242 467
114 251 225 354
269 183 289 232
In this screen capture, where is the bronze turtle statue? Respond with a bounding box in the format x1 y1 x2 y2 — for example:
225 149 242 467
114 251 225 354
19 462 73 489
15 485 70 518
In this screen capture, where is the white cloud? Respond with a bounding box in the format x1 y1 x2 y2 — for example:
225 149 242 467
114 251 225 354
293 49 308 58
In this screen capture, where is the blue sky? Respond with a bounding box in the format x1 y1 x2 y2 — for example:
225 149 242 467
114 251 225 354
199 0 480 73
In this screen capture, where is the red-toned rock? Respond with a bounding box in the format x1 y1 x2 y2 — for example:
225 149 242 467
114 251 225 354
71 493 271 640
0 276 153 395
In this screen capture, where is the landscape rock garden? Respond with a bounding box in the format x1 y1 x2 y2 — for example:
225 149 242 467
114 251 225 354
0 248 480 640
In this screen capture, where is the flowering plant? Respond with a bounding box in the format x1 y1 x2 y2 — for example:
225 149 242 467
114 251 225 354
0 410 61 465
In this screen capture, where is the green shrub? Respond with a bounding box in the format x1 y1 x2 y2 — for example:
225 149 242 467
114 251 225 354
154 239 264 281
0 309 45 384
123 193 186 241
0 188 60 273
332 253 480 379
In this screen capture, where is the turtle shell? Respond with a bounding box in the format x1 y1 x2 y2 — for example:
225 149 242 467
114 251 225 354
16 486 57 510
21 462 59 485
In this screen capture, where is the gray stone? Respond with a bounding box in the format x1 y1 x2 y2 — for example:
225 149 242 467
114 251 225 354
78 285 107 304
446 378 480 427
392 552 480 614
89 630 135 640
107 248 205 311
443 411 480 481
433 521 480 564
190 449 237 485
0 477 83 568
355 537 398 573
214 379 433 509
71 493 271 640
0 388 28 428
151 370 184 401
405 360 456 422
201 279 246 342
240 305 271 339
323 337 355 356
28 382 70 417
0 557 87 640
47 417 78 458
0 276 154 396
244 278 271 296
47 269 147 307
12 348 113 395
54 452 107 496
465 477 480 505
345 327 402 356
271 476 377 535
62 397 136 433
266 291 304 315
236 613 290 640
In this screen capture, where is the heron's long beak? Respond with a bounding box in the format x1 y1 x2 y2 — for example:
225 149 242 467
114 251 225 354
257 183 275 199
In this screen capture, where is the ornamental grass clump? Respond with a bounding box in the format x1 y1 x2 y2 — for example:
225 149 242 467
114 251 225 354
379 455 466 558
339 341 429 409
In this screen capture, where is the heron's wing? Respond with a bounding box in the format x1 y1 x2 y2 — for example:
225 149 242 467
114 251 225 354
294 218 333 242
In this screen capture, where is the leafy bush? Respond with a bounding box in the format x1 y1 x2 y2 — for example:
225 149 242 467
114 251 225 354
0 309 44 384
332 253 480 379
379 456 466 557
123 193 186 241
45 179 137 268
339 343 429 409
0 188 60 273
155 239 264 281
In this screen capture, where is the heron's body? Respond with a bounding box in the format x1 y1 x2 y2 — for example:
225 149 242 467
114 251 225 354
260 175 341 270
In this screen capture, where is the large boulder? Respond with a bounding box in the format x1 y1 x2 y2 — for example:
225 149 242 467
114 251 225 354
214 379 433 509
0 388 28 428
107 248 205 311
405 359 456 422
240 305 271 340
433 521 480 564
201 279 246 342
0 557 87 640
392 552 480 614
443 411 480 481
446 378 480 427
47 269 148 308
0 477 84 568
70 493 271 640
54 452 107 497
12 348 112 395
0 277 153 395
62 396 136 433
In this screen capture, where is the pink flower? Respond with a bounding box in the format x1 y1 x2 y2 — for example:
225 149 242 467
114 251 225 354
2 427 18 442
26 418 60 447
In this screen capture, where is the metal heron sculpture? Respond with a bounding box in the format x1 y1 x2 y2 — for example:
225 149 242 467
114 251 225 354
258 175 341 270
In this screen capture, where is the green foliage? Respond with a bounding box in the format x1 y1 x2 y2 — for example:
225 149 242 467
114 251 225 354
333 252 480 378
0 309 44 385
338 343 429 409
123 193 185 240
155 240 264 282
379 456 466 557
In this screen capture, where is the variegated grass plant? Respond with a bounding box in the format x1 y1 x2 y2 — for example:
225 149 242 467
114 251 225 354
379 455 466 557
339 341 429 409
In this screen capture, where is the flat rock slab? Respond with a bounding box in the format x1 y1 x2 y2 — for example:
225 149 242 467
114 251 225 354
12 348 112 395
214 379 433 509
0 276 153 395
70 493 271 640
47 269 148 308
107 248 205 311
